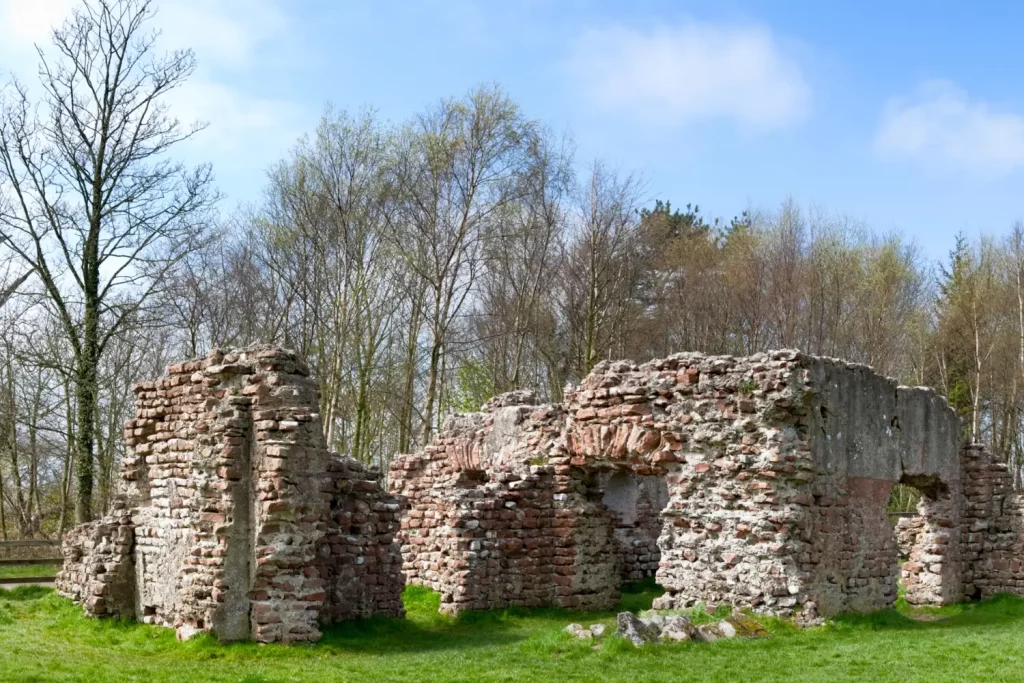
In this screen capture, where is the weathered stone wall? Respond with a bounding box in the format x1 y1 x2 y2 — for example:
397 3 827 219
390 397 622 613
565 352 818 618
55 497 135 618
318 456 406 622
59 344 1024 633
393 350 992 621
897 485 962 606
59 346 403 643
959 443 1024 599
894 515 921 558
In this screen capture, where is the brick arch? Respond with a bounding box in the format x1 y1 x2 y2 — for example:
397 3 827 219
391 349 980 621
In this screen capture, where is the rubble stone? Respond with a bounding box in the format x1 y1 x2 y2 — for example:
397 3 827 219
616 611 660 646
720 613 770 638
695 623 725 642
660 615 696 642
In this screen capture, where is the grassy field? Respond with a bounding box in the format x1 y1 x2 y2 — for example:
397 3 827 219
0 564 59 580
2 582 1024 682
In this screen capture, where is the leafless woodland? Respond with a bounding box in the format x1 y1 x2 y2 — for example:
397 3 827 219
0 0 1021 537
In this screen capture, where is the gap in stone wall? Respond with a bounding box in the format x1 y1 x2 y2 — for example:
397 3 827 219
599 470 669 583
895 472 961 606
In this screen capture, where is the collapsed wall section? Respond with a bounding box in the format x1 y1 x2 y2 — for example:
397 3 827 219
390 396 621 613
599 472 668 581
56 496 135 619
318 456 405 622
959 444 1024 598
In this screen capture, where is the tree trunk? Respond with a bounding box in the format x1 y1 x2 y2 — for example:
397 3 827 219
972 307 983 444
0 455 7 540
421 332 442 445
74 299 99 523
399 284 424 454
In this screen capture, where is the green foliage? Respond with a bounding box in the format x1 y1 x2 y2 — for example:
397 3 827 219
449 358 496 413
640 200 714 242
5 584 1024 681
738 378 758 396
934 231 983 432
888 484 923 514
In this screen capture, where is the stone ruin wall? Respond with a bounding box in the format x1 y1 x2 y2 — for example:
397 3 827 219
57 346 404 643
57 344 1024 639
56 501 135 619
389 393 622 613
951 444 1024 599
392 349 1024 622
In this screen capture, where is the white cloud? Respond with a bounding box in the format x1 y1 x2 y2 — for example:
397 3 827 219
875 80 1024 174
157 0 289 68
0 0 75 73
566 21 811 130
168 78 306 155
1 0 74 45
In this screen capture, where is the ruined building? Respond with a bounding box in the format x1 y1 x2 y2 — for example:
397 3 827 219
391 350 1024 621
57 347 404 643
59 346 1024 642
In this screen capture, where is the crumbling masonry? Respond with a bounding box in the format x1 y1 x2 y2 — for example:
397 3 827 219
391 350 1024 621
59 346 1024 641
57 347 404 643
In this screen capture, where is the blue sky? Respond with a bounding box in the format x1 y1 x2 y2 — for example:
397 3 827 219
4 1 1024 261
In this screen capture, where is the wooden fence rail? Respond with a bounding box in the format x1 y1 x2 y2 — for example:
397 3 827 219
0 540 60 547
0 540 62 564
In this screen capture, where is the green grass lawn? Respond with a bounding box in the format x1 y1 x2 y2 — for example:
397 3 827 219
2 582 1024 682
0 564 59 580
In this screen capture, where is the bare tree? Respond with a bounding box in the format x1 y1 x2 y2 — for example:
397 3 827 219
473 131 572 395
561 162 645 378
0 0 215 521
392 85 537 443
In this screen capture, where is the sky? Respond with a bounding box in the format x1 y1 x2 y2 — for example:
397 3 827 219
2 0 1024 262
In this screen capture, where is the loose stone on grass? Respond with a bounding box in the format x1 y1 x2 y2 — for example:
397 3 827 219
564 623 593 639
660 615 696 642
721 613 771 639
615 610 768 647
617 612 661 647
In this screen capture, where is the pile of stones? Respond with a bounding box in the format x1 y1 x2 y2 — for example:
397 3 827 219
614 611 769 647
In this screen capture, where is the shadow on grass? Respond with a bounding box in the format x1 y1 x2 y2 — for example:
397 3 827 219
15 577 1024 660
828 593 1024 634
313 580 663 655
